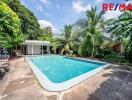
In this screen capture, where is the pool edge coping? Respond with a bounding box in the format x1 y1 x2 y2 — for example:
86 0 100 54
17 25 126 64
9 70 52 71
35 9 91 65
25 55 111 92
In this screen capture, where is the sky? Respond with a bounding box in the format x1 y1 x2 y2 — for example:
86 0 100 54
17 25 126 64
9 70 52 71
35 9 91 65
20 0 131 34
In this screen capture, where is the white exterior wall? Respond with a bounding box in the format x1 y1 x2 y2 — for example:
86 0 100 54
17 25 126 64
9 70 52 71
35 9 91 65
27 45 41 55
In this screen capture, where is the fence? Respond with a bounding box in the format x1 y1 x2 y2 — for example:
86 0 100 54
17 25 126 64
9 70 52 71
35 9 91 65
0 49 10 59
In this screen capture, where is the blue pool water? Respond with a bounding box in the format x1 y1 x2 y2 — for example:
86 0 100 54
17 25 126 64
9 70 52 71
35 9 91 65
30 55 105 83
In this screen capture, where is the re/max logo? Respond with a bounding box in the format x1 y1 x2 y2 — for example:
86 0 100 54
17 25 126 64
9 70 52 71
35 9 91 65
102 3 132 11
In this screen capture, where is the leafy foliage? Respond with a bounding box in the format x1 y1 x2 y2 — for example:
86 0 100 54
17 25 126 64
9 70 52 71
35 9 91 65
0 0 24 55
38 26 54 44
3 0 42 39
107 11 132 63
54 25 80 55
77 7 104 58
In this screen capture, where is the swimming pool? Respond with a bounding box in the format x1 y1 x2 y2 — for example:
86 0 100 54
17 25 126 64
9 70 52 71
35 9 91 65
26 55 110 91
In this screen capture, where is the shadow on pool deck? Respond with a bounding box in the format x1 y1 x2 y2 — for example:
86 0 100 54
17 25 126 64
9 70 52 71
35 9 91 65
88 66 132 100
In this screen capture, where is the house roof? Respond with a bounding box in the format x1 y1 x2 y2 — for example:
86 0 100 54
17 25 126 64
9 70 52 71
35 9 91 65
21 40 51 46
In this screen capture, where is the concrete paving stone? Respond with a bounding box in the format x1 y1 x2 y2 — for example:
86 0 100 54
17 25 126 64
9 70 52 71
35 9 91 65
2 84 57 100
2 77 34 95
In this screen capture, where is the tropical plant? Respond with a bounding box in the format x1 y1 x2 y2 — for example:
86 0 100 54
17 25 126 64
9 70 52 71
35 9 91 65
0 1 24 56
3 0 42 39
54 25 80 55
38 26 54 43
107 10 132 63
78 7 105 58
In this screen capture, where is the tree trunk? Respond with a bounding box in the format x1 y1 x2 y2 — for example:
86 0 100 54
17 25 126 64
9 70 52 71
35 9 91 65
92 36 94 58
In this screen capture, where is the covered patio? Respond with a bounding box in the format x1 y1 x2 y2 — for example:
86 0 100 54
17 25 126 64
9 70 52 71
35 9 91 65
21 40 51 55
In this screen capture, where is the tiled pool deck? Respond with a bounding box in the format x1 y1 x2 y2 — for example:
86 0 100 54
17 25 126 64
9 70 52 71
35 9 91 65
0 57 132 100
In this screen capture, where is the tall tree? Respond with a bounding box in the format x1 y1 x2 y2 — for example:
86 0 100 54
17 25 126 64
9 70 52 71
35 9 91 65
3 0 42 39
38 26 53 41
78 7 105 58
0 1 23 55
54 25 80 55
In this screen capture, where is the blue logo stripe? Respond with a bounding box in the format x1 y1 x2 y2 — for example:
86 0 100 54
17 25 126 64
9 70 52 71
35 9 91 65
114 3 119 10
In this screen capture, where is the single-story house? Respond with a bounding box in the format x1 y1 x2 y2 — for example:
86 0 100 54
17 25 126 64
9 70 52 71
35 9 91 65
21 40 51 55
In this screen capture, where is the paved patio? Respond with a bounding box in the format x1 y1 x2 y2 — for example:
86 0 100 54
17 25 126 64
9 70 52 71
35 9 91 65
0 57 132 100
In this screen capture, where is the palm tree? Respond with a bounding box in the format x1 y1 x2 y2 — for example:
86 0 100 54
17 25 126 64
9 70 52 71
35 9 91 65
107 10 132 62
78 7 105 58
54 25 80 55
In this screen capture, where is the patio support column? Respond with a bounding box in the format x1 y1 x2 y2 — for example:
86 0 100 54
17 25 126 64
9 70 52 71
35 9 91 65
46 46 48 54
54 48 56 54
22 45 24 55
21 45 23 54
47 46 50 54
25 45 26 55
42 45 43 55
49 46 50 54
23 45 24 55
32 45 33 55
